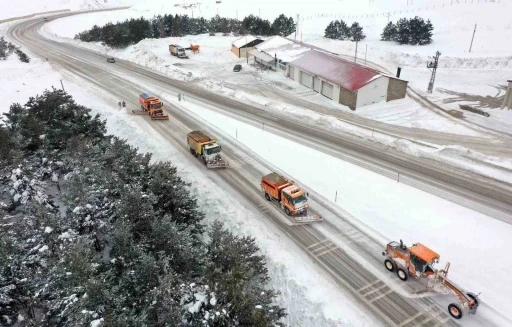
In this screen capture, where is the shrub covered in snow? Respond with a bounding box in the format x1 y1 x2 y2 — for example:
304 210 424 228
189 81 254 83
0 89 286 326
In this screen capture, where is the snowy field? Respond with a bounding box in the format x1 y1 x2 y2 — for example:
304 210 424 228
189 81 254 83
0 24 380 327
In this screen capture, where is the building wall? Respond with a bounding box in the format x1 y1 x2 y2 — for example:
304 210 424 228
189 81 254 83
339 88 357 110
502 80 512 109
356 77 388 108
293 65 301 82
231 46 240 58
239 46 256 58
333 84 341 103
387 78 408 101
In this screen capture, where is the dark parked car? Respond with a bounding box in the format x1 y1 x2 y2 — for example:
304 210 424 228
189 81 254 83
106 57 115 63
233 64 242 72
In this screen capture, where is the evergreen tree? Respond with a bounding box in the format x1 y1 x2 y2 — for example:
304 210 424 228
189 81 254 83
381 21 397 41
396 18 410 45
418 19 434 45
339 20 351 39
272 14 295 37
324 21 338 39
349 22 366 42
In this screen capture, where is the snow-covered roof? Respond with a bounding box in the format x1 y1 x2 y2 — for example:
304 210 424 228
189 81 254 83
232 35 258 48
289 50 385 92
254 36 311 63
250 49 273 63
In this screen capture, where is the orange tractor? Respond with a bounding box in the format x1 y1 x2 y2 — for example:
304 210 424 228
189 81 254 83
133 93 169 120
382 240 480 320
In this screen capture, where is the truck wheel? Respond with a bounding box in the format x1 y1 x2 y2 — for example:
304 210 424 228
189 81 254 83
396 268 408 281
141 105 144 110
264 193 271 201
384 259 395 272
284 207 291 216
189 148 195 155
467 292 479 305
202 157 207 165
448 303 463 319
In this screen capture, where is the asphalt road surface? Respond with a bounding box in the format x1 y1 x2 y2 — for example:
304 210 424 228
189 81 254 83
7 12 512 327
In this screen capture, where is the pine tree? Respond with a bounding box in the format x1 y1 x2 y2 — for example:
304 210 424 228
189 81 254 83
381 21 397 41
396 18 410 45
324 21 338 39
272 14 295 37
408 16 423 45
339 20 350 39
418 19 434 45
349 22 366 42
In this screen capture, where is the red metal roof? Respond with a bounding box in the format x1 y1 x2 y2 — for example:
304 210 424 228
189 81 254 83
289 50 382 92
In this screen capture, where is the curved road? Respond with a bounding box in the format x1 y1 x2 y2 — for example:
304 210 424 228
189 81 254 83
6 12 512 327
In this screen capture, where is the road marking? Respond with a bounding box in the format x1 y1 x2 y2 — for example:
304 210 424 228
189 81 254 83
357 280 382 293
315 244 338 257
361 283 388 297
431 316 452 327
369 289 394 302
413 306 444 327
397 303 437 327
307 238 331 250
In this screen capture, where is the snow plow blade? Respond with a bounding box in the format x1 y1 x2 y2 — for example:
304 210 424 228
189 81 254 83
151 114 169 120
131 109 148 115
291 214 323 224
206 161 229 169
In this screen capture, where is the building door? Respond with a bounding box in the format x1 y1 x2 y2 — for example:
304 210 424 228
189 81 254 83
313 77 321 93
289 66 295 80
300 71 312 88
321 82 334 99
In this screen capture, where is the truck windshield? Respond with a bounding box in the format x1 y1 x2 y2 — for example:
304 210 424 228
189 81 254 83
292 195 307 204
150 103 163 109
205 146 221 155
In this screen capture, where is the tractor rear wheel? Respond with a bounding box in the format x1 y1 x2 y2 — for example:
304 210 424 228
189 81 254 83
384 259 395 272
264 193 271 201
396 268 408 281
448 303 463 319
467 292 479 306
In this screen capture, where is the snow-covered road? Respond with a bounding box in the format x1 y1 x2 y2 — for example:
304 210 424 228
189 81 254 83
4 11 512 327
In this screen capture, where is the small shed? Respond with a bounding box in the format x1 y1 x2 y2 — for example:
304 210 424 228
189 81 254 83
231 36 265 58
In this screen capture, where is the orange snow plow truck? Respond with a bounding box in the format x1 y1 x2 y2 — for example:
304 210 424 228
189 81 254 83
261 173 322 224
133 93 169 120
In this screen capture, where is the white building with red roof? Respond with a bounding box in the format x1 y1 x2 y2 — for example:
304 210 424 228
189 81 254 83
253 36 408 110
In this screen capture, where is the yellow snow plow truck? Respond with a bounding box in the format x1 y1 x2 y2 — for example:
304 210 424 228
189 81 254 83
187 131 229 168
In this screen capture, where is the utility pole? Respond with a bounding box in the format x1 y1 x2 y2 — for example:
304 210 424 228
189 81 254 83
365 44 368 64
354 41 358 62
295 14 299 40
386 12 391 22
60 79 65 92
469 23 477 52
427 51 441 93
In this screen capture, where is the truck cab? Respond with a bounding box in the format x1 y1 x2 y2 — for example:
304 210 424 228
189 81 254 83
202 143 222 162
261 173 310 216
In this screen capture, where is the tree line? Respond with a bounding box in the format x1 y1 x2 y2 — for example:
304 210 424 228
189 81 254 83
323 16 434 45
75 14 295 48
0 89 286 326
324 20 366 42
381 16 434 45
0 36 30 62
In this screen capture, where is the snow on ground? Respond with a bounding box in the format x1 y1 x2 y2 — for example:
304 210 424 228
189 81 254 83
0 28 379 327
0 0 132 20
39 17 512 183
43 10 490 136
180 98 512 324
